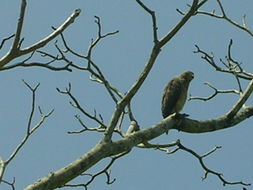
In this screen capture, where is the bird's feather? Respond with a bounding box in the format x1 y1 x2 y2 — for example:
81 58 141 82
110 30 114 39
161 77 183 118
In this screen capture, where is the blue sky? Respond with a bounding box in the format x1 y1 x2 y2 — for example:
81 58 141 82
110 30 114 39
1 1 253 189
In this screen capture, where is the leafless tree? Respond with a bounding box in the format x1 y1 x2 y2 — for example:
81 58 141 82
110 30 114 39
1 0 252 190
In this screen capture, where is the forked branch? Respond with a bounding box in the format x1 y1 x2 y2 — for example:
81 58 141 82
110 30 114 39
178 142 250 186
189 82 240 101
63 152 128 189
196 0 253 37
0 81 53 186
0 0 81 68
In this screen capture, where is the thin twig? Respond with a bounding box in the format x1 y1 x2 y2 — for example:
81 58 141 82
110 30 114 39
67 115 124 137
2 178 15 190
194 45 253 80
22 80 40 133
5 81 54 167
178 142 250 186
189 82 240 101
196 0 253 37
64 151 129 189
0 34 15 49
57 84 106 128
136 0 158 44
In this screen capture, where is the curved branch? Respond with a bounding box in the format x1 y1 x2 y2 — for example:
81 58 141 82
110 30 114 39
136 0 158 43
0 8 81 68
57 84 106 128
0 34 15 49
196 0 253 37
21 9 81 55
178 142 249 186
189 82 240 101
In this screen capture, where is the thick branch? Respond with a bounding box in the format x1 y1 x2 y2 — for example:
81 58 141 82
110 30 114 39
177 106 253 133
24 102 253 190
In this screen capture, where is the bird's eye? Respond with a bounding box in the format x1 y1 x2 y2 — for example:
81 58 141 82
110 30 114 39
189 72 194 79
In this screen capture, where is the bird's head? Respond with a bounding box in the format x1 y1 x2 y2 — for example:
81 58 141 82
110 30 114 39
181 71 194 82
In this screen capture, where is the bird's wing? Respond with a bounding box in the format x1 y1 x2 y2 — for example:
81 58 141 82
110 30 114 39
161 77 182 118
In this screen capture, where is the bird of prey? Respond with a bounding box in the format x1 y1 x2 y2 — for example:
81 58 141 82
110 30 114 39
161 71 194 119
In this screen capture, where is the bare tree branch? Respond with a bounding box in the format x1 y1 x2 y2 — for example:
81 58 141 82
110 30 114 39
67 115 124 137
159 0 207 47
194 44 253 80
23 101 253 190
189 82 240 101
138 138 248 186
5 81 54 166
196 0 253 37
85 16 120 103
226 79 253 119
194 40 253 119
22 81 40 133
0 5 81 68
64 152 128 189
177 106 253 133
136 0 158 44
0 81 53 188
137 139 180 149
19 1 253 189
2 178 15 190
0 49 72 72
0 34 15 50
11 0 27 51
21 9 81 55
0 157 4 183
57 83 106 128
178 142 250 186
53 17 122 102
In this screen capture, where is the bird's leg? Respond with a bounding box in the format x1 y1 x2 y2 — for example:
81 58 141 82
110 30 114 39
173 112 189 119
172 112 189 131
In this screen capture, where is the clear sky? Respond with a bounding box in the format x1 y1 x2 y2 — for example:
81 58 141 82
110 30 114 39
1 1 253 190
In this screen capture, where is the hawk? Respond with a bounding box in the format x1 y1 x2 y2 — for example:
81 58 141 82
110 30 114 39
161 71 194 119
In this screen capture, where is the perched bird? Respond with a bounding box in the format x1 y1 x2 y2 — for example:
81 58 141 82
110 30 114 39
161 71 194 119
